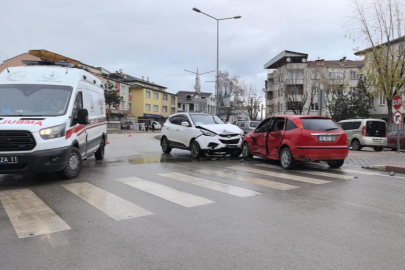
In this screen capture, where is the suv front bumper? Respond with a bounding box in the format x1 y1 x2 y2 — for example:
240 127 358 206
196 135 243 152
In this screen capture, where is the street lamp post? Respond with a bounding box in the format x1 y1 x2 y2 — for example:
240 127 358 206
192 7 241 117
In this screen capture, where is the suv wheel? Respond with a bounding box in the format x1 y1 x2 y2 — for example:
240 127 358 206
191 140 202 158
327 160 344 168
57 147 82 179
351 139 362 151
280 147 296 170
242 142 253 158
161 137 172 153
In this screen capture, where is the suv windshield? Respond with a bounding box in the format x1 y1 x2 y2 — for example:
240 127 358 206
366 121 386 137
301 118 341 131
0 84 73 116
190 114 226 125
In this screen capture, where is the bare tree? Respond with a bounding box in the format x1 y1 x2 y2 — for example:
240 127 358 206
217 71 242 122
346 0 405 124
279 64 309 115
236 80 262 120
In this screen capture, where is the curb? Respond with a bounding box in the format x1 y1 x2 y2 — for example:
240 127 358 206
362 165 405 173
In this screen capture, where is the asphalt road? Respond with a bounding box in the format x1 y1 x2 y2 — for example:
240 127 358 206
1 134 405 270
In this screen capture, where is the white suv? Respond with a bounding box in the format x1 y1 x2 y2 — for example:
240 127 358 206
161 113 244 158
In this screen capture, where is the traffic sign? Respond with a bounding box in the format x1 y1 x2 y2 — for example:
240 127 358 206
393 110 402 126
393 95 402 110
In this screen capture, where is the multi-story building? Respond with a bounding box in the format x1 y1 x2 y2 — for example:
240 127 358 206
124 75 177 124
176 91 216 114
263 50 364 117
354 36 405 123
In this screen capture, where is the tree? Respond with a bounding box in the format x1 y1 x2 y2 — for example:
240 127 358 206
279 64 308 115
346 0 405 124
217 71 242 122
104 80 123 122
346 76 374 119
237 80 262 120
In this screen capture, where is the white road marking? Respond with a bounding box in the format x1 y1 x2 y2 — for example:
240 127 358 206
255 164 352 180
196 169 299 191
228 166 331 185
158 172 261 197
116 177 214 208
62 182 152 220
0 189 71 238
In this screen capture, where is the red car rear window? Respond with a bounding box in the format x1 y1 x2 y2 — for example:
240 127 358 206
301 118 341 131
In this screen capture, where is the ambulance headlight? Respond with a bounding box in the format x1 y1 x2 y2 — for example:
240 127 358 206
39 124 66 140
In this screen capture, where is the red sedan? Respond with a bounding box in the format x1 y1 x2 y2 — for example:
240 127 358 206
242 115 349 169
387 130 405 150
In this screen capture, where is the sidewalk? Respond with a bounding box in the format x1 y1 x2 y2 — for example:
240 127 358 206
345 148 405 173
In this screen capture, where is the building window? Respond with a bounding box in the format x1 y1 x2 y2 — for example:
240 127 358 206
162 106 168 113
171 107 176 114
146 90 151 98
129 103 132 111
154 92 159 100
145 104 150 111
163 94 168 101
350 87 356 92
329 71 344 80
121 85 126 95
286 101 302 111
350 71 359 80
312 87 319 95
310 103 319 111
121 101 126 110
178 103 182 109
153 105 158 112
171 96 175 105
379 95 386 105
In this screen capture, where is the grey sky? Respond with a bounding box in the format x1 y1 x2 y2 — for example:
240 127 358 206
0 0 358 94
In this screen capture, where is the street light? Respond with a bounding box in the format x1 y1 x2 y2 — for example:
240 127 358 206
192 7 241 117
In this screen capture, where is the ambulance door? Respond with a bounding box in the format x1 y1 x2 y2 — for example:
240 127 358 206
83 88 102 154
71 91 87 156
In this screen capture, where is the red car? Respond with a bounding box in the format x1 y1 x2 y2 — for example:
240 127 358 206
387 130 405 150
242 115 349 170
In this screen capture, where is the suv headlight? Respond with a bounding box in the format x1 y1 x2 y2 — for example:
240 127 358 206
39 124 66 140
200 129 217 137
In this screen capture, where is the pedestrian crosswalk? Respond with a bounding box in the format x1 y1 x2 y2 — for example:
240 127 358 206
0 163 380 239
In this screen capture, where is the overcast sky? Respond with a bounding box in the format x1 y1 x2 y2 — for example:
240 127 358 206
0 0 360 94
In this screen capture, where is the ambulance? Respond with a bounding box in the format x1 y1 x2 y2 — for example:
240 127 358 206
0 61 107 179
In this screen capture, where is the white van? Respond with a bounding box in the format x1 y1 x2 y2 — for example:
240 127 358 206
0 62 107 179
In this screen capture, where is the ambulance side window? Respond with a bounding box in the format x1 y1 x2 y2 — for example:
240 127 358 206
71 92 83 126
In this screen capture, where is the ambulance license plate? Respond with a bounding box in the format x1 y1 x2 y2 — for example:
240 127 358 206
0 156 18 164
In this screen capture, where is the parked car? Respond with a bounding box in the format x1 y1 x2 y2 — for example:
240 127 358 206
236 120 260 134
161 113 244 158
338 118 387 151
152 121 162 130
387 130 405 150
242 115 349 170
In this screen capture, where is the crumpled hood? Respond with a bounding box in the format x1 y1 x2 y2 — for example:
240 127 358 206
198 124 242 135
0 117 64 133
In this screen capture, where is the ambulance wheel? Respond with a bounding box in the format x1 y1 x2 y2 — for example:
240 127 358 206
95 139 105 160
57 147 82 180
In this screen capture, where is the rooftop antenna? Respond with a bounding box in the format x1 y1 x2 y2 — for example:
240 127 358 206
184 67 215 94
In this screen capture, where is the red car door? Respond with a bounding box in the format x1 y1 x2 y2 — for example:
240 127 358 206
267 117 286 157
250 118 273 156
387 131 397 148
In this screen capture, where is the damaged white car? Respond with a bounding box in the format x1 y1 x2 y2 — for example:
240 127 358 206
161 113 244 158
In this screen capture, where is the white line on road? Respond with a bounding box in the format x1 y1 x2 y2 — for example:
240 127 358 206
62 182 152 221
116 177 214 208
196 169 299 191
255 164 352 180
158 172 261 197
0 189 71 238
228 166 331 185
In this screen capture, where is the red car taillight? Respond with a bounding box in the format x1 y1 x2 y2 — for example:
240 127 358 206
293 118 304 129
362 126 366 136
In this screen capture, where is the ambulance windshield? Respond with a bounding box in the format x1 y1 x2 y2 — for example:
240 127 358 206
0 84 73 116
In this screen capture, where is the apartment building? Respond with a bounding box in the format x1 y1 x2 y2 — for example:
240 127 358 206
126 75 177 124
263 50 364 117
176 91 216 114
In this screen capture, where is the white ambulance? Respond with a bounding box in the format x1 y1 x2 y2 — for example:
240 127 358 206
0 61 107 179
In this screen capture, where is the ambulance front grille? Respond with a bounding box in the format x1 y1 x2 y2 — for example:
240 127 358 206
0 131 36 152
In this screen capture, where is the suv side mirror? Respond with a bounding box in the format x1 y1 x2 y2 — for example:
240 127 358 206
181 121 190 127
77 109 89 125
